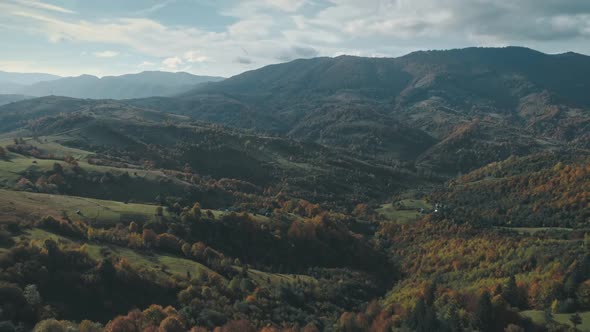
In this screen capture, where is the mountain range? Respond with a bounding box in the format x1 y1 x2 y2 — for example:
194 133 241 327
127 46 589 174
0 46 589 331
1 46 588 176
0 71 224 99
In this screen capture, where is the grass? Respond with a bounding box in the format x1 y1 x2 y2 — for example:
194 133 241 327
0 148 187 187
521 310 590 331
0 188 165 226
19 228 219 283
0 136 91 159
246 267 317 287
498 227 574 235
377 198 432 223
17 228 316 288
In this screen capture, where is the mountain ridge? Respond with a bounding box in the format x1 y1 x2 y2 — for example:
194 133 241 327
0 71 225 99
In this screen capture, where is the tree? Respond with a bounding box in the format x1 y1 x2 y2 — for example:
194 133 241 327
23 284 42 306
570 312 582 330
33 319 70 332
128 221 139 233
543 308 554 326
191 203 202 220
98 259 117 284
155 206 164 217
78 320 102 332
0 146 7 160
551 299 560 314
52 163 63 174
181 243 191 257
142 229 158 248
408 298 438 332
157 233 180 253
576 280 590 309
143 304 166 327
504 324 524 332
159 316 184 332
104 317 137 332
502 276 520 307
475 291 494 332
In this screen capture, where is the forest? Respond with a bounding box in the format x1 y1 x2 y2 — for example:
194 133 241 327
0 47 589 331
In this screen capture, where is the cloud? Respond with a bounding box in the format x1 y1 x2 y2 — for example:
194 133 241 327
138 61 155 67
276 46 319 61
184 51 208 63
234 56 253 64
2 0 590 77
135 0 176 16
94 50 119 58
263 0 307 12
162 56 184 69
12 0 75 14
228 16 274 38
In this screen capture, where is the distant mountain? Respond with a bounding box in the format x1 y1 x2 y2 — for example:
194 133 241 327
0 70 61 85
129 47 590 173
0 94 32 106
1 71 225 99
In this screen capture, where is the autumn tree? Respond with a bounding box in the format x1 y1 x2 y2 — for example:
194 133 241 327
143 304 166 327
33 319 71 332
159 316 184 332
104 316 138 332
181 243 191 257
79 320 102 332
142 229 158 248
157 233 180 253
128 221 139 233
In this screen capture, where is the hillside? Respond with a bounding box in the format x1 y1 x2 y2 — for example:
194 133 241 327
0 96 422 206
0 94 31 106
430 151 590 228
129 47 589 174
1 47 589 332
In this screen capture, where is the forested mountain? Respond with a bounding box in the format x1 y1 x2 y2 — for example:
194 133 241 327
0 47 589 332
129 47 589 174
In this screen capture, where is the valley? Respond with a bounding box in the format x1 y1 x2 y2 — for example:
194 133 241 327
0 47 589 332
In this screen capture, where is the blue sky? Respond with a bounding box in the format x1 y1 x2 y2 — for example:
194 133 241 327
1 0 589 77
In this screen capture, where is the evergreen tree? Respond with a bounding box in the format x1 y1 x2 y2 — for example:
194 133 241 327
570 312 582 330
475 291 494 332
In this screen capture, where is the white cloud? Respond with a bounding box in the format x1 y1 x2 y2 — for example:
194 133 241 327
184 51 208 63
138 61 156 67
263 0 307 12
162 56 184 69
135 0 176 16
94 50 119 58
228 16 274 38
12 0 75 14
2 0 590 77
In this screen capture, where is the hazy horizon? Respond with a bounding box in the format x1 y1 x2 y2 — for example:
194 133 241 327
2 45 590 80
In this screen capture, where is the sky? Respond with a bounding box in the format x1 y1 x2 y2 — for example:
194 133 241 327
0 0 589 78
